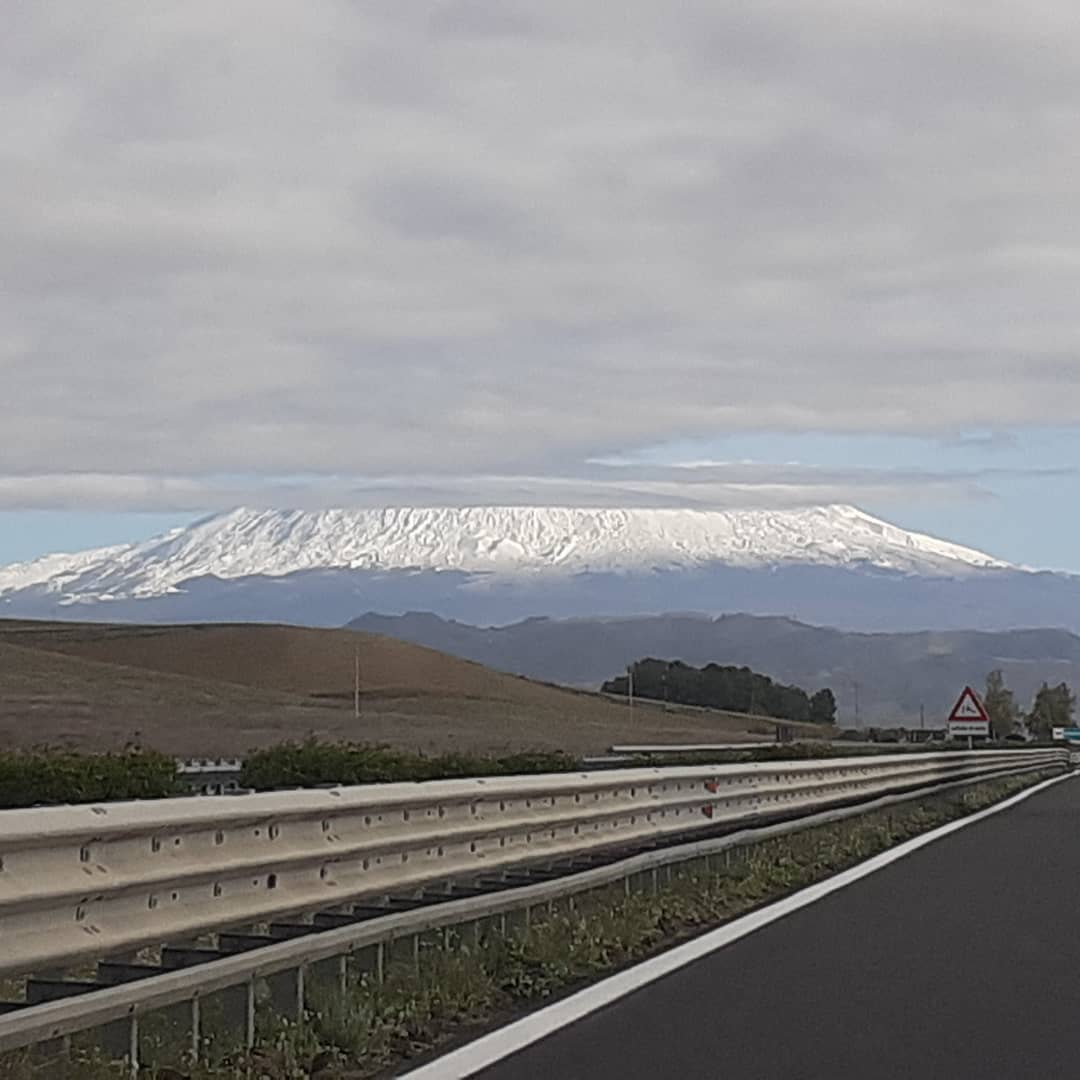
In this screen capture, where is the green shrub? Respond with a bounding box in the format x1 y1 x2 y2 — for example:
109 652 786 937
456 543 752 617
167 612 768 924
239 737 580 790
0 748 181 809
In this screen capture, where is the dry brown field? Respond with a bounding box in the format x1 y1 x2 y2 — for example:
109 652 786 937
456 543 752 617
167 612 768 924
0 620 827 756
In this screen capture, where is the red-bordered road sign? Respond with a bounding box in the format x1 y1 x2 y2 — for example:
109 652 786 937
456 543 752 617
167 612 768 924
949 686 990 723
948 686 990 737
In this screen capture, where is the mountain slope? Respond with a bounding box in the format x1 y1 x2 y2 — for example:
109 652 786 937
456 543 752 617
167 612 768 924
0 505 1008 607
346 611 1080 727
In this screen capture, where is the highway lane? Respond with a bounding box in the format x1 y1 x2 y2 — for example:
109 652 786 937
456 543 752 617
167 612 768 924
471 776 1080 1080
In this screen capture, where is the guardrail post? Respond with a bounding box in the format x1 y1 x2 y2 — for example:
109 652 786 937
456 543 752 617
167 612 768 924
190 996 200 1065
128 1014 139 1077
296 964 306 1024
245 976 255 1051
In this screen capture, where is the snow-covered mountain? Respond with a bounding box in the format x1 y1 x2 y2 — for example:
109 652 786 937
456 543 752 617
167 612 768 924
0 505 1009 606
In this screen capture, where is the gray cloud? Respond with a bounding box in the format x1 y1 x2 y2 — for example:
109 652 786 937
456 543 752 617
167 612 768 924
367 171 553 253
3 1 1080 511
1 460 1066 514
427 1 550 41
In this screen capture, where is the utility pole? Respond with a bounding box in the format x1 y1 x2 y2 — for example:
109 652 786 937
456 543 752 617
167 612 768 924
627 665 634 718
354 645 361 720
853 680 860 726
920 703 925 730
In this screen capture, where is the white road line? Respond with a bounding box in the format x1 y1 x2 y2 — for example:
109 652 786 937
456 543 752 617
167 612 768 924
399 770 1075 1079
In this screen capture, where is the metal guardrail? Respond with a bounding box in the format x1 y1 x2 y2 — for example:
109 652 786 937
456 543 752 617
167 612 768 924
0 749 1064 980
175 758 244 775
0 754 1067 1067
610 743 786 753
610 739 1011 756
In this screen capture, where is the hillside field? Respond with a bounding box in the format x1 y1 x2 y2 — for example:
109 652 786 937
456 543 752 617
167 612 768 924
0 620 830 757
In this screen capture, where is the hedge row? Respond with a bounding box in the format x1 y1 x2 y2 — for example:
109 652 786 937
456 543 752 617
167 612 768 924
0 748 182 809
239 738 580 790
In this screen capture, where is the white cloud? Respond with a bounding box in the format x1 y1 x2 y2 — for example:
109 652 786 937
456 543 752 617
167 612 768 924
3 1 1080 509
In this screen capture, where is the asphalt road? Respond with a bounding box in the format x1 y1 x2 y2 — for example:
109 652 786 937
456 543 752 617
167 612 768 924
475 776 1080 1080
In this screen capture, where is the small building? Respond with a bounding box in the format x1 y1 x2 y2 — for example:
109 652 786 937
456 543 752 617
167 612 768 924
175 757 246 796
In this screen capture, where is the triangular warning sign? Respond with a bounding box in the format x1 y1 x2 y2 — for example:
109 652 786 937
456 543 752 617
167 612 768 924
949 686 990 724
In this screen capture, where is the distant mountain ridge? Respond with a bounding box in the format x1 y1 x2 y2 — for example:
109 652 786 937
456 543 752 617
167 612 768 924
346 611 1080 727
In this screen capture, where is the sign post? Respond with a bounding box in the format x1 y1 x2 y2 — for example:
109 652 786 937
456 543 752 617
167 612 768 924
947 686 991 741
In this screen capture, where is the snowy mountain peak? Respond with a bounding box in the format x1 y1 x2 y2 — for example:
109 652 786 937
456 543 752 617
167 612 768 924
0 505 1009 606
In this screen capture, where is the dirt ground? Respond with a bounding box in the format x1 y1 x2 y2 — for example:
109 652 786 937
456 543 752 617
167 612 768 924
0 620 827 757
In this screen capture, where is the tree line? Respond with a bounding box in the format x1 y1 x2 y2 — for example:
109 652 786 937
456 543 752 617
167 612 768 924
602 658 836 724
983 670 1075 739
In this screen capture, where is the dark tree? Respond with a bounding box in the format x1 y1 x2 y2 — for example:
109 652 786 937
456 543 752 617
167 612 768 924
602 659 834 725
983 670 1017 739
809 688 837 724
1028 681 1075 740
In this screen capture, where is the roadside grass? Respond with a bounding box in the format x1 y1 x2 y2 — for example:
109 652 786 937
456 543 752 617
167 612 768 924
0 768 1058 1079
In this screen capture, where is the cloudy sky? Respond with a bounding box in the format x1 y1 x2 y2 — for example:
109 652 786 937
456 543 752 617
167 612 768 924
4 1 1080 569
